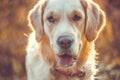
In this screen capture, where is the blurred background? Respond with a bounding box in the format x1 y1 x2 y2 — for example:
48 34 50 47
0 0 120 80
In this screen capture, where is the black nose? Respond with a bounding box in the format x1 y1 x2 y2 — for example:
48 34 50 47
57 35 74 49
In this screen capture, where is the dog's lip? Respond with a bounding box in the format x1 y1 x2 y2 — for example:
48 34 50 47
56 54 76 67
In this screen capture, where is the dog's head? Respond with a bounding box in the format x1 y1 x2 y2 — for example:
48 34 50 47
28 0 105 72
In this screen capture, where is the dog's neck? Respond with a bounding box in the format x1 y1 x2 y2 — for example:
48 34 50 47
50 66 86 79
55 68 85 77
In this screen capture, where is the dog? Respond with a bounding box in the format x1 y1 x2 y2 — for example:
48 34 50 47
26 0 106 80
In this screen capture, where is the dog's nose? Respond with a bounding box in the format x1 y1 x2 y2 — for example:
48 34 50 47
57 35 74 49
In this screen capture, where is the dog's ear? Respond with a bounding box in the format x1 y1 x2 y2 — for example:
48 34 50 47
28 0 47 42
81 0 106 42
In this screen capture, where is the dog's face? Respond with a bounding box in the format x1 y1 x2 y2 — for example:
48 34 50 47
28 0 105 70
43 0 85 67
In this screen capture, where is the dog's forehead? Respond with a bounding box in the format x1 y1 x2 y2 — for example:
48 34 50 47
45 0 83 12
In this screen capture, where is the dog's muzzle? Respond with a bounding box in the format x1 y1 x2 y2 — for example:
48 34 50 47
57 35 74 50
56 35 76 67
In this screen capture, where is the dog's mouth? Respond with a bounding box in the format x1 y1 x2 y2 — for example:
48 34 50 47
54 53 86 77
56 53 76 67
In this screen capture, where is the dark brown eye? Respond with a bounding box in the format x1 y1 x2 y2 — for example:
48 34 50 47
47 16 55 23
72 14 81 21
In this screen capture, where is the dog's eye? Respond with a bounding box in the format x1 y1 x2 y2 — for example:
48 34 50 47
72 14 81 21
47 16 55 23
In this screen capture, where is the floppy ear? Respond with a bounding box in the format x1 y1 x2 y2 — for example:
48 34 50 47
82 0 106 42
28 0 47 42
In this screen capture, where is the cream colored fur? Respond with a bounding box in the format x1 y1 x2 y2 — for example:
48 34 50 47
26 0 106 80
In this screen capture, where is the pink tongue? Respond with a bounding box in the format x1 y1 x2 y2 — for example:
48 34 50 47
58 55 73 67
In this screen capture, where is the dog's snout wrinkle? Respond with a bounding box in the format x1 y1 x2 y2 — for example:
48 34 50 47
57 35 74 49
58 50 71 56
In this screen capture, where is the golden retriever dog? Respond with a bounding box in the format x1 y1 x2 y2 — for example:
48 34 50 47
26 0 106 80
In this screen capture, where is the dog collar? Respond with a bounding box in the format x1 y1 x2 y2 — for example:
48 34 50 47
55 68 85 77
